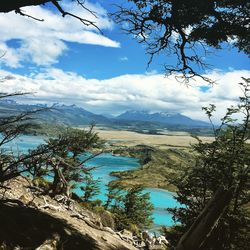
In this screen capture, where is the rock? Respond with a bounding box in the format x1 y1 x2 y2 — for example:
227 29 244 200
2 177 138 250
13 246 21 250
101 236 108 242
148 245 165 250
156 235 169 245
19 194 31 204
99 210 115 229
64 228 72 236
121 229 133 238
116 231 133 244
35 234 60 250
103 226 116 234
95 217 103 228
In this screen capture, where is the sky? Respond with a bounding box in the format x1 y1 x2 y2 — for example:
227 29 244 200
0 0 249 123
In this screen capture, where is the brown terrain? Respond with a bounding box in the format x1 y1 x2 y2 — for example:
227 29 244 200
94 128 214 148
0 177 137 250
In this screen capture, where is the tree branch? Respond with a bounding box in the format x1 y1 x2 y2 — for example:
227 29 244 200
0 0 101 32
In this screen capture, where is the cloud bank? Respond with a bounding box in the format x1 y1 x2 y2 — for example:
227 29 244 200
0 68 249 123
0 1 119 67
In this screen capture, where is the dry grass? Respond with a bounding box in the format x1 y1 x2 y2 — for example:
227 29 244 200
94 129 214 148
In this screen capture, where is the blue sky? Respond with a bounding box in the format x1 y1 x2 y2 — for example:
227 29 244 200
0 0 249 122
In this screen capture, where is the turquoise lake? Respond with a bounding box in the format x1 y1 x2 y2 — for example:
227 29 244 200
4 135 180 231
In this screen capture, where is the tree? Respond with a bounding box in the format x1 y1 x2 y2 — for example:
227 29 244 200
113 0 250 82
0 1 100 30
26 127 103 197
0 0 104 192
0 92 103 201
0 92 51 184
106 184 154 231
165 78 250 249
80 174 101 202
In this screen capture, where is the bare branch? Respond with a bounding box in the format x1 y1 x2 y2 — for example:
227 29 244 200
51 0 101 33
76 0 98 18
0 92 32 99
15 8 44 21
0 0 101 32
112 1 249 84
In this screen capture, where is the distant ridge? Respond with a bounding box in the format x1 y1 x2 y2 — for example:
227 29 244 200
0 100 209 128
116 110 209 127
0 100 110 126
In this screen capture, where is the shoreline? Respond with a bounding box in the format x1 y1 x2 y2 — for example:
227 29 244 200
144 187 177 197
108 144 194 193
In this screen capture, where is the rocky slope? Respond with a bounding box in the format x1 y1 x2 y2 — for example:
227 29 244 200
0 177 138 250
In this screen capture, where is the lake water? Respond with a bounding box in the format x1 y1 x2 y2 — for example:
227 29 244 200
4 135 180 231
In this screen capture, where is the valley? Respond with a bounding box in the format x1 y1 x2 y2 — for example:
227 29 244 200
1 98 215 192
0 100 214 137
94 128 214 148
91 128 214 192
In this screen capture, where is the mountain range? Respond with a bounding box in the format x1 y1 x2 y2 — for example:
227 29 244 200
0 100 210 129
117 110 208 127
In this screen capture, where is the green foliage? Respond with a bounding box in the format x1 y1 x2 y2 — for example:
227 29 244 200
23 126 103 197
46 126 102 159
0 93 103 202
166 78 250 250
0 93 50 184
32 177 51 190
127 223 140 236
80 199 103 210
106 183 154 231
80 174 101 202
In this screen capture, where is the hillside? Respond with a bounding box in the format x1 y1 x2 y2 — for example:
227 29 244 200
110 145 195 192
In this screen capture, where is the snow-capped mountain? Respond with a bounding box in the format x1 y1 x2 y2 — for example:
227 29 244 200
116 110 209 127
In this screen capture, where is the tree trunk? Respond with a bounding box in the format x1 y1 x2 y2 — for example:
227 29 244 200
175 186 234 250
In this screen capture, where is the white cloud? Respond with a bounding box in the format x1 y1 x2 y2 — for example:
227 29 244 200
19 38 68 66
0 1 119 67
119 56 128 61
0 42 21 68
0 69 249 123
